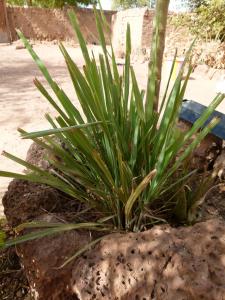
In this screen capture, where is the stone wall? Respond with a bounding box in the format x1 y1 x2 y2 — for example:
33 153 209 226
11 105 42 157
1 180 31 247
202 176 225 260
0 0 9 43
3 6 193 55
5 6 222 69
111 8 225 69
142 9 155 48
111 8 194 59
112 8 155 56
6 6 115 44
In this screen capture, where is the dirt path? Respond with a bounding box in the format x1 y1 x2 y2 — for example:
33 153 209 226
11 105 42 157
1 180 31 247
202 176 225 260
0 42 224 217
0 42 85 216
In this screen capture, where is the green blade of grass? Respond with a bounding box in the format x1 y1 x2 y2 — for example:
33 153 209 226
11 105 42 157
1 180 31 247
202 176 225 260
125 169 157 226
21 121 104 139
4 222 109 248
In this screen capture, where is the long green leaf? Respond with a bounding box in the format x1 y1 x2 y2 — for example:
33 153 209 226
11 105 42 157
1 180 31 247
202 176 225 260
125 169 157 226
21 122 104 139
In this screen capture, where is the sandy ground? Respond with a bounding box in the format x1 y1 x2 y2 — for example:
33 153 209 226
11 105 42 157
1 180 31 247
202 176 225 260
0 42 225 217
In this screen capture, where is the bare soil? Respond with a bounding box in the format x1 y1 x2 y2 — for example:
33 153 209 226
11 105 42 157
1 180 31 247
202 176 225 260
0 220 32 300
0 41 87 216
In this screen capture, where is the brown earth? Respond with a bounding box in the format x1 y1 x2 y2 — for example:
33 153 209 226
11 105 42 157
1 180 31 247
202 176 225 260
0 41 97 216
0 220 32 300
6 7 114 45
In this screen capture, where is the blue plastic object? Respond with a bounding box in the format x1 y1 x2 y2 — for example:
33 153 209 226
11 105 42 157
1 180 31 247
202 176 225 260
179 100 225 140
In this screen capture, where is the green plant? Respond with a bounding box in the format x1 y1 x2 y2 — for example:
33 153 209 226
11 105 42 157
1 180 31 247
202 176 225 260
6 0 97 8
0 220 6 248
171 0 225 42
189 0 208 10
0 4 224 258
112 0 150 9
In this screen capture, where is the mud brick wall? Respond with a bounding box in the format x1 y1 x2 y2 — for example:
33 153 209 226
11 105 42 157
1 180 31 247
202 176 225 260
6 6 115 44
0 0 9 43
112 8 155 56
111 8 194 58
4 6 203 62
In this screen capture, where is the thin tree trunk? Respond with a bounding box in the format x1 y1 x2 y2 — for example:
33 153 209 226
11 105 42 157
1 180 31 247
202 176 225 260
150 0 170 111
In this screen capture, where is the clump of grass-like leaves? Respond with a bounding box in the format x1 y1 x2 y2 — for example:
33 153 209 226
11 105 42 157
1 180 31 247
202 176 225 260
0 7 224 256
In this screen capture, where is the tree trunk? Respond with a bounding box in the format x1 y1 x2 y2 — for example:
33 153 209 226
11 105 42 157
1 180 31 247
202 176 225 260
150 0 170 111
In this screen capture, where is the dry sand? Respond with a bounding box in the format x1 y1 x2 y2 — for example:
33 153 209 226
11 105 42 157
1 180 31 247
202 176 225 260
0 42 225 217
0 42 84 216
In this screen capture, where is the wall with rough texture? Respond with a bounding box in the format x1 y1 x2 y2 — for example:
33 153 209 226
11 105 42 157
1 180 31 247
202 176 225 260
7 6 115 44
112 8 225 69
0 0 9 43
112 8 155 56
142 9 155 48
111 8 194 59
5 6 220 68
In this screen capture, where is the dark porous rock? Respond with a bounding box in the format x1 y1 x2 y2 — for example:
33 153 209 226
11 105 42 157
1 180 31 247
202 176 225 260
71 218 225 300
3 141 55 226
3 139 225 300
178 120 222 171
2 179 64 227
213 150 225 180
17 215 90 300
25 142 51 171
201 182 225 221
1 141 91 300
25 139 67 172
3 141 80 227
